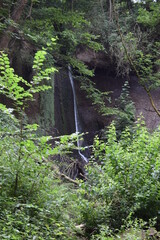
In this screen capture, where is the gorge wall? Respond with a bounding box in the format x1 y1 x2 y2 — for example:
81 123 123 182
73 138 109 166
53 65 160 145
27 65 160 142
12 46 160 140
75 50 160 132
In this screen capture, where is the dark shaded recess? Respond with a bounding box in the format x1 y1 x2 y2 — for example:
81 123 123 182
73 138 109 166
54 69 75 135
92 68 160 130
0 94 13 109
75 79 105 146
75 68 126 145
0 40 34 111
135 203 160 231
93 68 125 99
11 41 34 84
12 53 32 84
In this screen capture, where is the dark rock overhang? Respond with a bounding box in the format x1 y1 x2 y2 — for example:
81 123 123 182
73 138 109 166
76 46 110 69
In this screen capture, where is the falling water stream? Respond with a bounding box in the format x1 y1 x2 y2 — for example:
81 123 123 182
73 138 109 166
68 66 88 163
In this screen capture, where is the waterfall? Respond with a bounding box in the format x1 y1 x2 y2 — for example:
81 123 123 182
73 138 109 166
68 66 88 163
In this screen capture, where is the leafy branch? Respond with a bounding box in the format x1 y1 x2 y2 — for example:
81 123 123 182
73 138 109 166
111 0 160 117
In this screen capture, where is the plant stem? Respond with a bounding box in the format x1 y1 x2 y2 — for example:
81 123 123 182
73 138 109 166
14 110 23 195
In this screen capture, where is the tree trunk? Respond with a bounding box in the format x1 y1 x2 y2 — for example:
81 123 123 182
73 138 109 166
109 0 112 21
100 0 105 15
0 0 28 50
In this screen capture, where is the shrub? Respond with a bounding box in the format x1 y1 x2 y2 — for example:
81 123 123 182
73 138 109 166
115 81 135 136
0 51 79 239
78 120 160 237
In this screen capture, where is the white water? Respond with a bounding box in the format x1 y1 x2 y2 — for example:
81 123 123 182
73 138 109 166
68 66 88 163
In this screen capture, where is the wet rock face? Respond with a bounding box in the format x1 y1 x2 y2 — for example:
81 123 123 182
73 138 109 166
54 68 108 144
76 47 160 130
54 69 106 143
14 44 160 139
75 80 106 145
54 70 75 135
129 76 160 130
75 68 160 137
11 40 35 83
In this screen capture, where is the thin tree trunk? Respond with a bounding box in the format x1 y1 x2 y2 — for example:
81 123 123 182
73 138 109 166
26 1 33 19
109 0 112 21
71 0 74 12
0 0 28 50
100 0 105 15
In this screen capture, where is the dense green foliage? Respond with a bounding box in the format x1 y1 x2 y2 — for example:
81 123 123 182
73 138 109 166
0 51 79 239
0 0 160 239
115 81 135 135
79 120 160 236
0 52 160 239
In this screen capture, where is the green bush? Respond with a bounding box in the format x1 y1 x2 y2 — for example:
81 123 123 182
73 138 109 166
1 50 160 239
78 120 160 237
0 51 79 239
115 81 135 136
